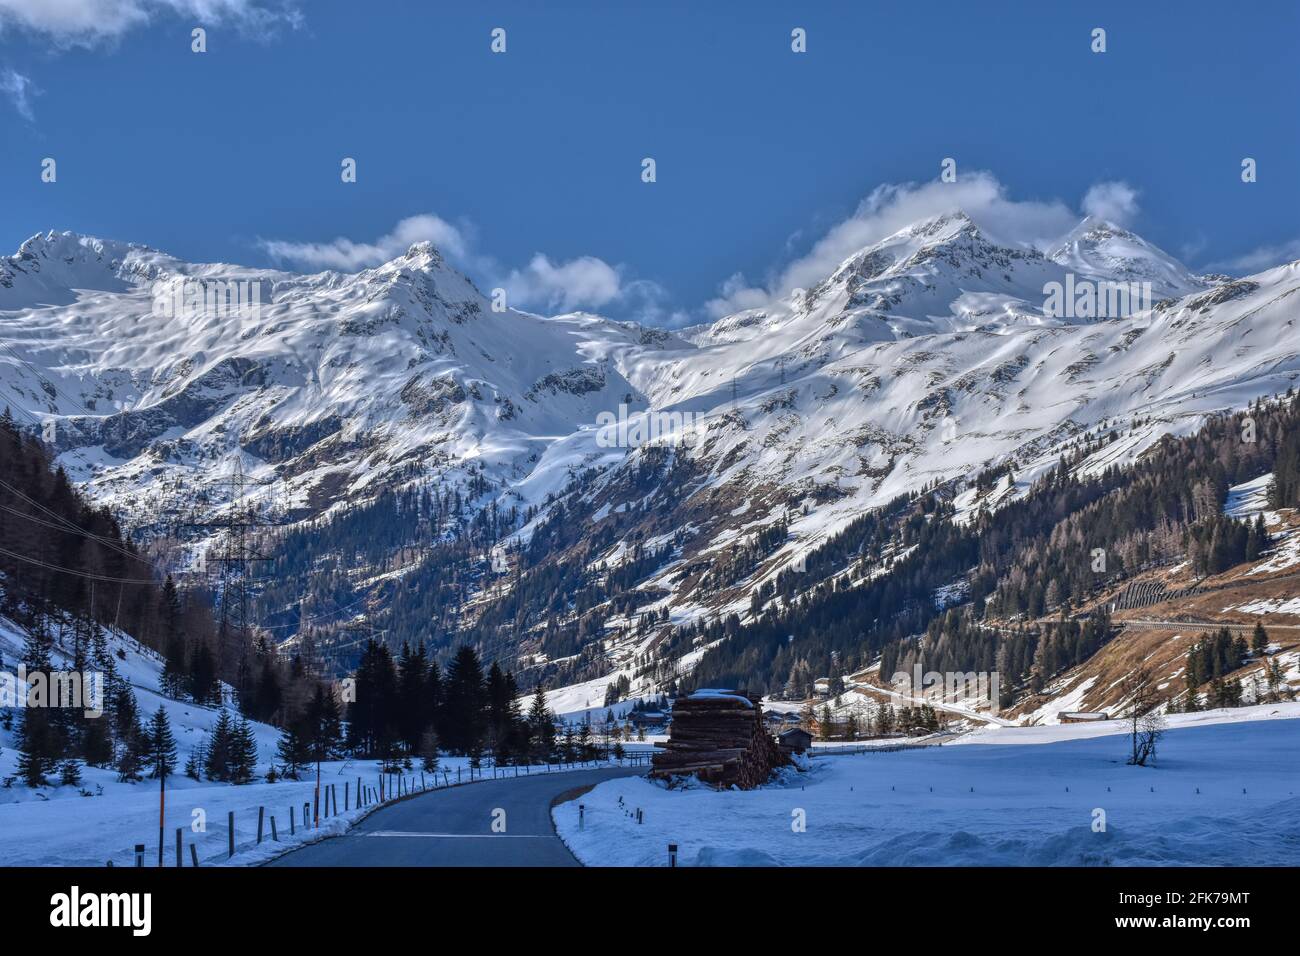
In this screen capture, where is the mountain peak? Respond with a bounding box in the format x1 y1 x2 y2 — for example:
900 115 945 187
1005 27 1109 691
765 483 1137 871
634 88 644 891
904 209 979 241
402 240 445 265
15 230 146 262
1047 217 1204 297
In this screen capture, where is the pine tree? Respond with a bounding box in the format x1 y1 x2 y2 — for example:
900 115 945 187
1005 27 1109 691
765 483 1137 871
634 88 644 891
396 642 430 757
527 687 556 762
306 683 342 761
144 706 177 780
204 710 234 782
158 577 187 700
16 617 59 786
419 729 440 772
58 758 83 788
81 710 114 767
184 745 204 781
187 642 219 705
347 639 399 757
276 717 310 778
561 723 576 762
1251 621 1269 657
229 717 258 785
441 645 487 755
113 686 148 783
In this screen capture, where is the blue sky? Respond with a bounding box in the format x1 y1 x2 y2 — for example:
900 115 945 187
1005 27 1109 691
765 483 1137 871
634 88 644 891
1 0 1296 324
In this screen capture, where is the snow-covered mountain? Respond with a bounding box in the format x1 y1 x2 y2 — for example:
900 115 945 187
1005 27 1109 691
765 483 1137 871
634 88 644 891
0 231 685 539
2 216 1298 683
1046 216 1214 298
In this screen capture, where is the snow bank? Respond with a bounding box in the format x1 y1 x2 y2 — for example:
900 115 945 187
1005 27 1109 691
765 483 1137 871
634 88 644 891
555 714 1300 866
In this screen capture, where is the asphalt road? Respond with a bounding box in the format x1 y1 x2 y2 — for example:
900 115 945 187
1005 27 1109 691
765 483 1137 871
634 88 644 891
268 766 644 867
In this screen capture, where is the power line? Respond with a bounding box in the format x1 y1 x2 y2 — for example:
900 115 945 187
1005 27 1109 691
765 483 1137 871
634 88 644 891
0 475 152 565
260 591 373 630
0 543 155 584
0 339 99 415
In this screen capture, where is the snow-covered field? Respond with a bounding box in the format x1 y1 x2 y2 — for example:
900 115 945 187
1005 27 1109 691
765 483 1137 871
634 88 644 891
555 703 1300 866
0 753 630 867
1 613 636 866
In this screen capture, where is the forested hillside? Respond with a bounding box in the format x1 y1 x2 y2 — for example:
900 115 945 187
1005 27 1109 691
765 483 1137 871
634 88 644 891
684 392 1300 700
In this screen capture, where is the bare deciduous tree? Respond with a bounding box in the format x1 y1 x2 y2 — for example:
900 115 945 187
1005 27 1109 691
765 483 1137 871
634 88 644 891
1121 668 1165 766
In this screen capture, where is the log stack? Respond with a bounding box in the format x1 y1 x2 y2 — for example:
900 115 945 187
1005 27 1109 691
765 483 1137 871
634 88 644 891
650 690 788 789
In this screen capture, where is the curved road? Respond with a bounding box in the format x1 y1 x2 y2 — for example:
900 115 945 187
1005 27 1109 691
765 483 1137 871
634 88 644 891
268 766 643 867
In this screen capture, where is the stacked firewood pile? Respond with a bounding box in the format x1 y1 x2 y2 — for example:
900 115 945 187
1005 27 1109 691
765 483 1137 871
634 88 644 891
651 690 788 789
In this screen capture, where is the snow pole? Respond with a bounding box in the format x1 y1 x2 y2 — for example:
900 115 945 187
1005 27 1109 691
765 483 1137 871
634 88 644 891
157 773 166 867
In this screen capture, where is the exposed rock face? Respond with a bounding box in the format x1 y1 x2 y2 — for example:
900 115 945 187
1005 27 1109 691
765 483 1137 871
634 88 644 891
650 690 788 789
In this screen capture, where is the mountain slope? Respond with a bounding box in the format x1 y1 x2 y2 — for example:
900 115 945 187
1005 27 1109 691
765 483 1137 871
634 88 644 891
2 218 1298 694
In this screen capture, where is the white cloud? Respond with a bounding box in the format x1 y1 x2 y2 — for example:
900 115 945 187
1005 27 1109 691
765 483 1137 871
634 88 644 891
703 172 1145 318
259 214 658 315
0 0 298 48
703 272 774 319
260 214 472 272
0 68 36 120
1081 181 1140 226
1208 238 1300 274
504 254 622 312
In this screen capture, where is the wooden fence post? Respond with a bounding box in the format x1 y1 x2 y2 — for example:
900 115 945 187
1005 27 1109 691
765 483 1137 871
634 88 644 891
271 816 278 841
227 812 234 858
257 806 265 844
189 844 199 867
290 805 296 835
175 827 182 867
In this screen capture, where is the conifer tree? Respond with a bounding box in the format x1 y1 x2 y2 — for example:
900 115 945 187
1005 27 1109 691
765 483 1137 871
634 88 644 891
205 710 235 782
528 686 556 762
276 717 310 778
1251 621 1269 657
144 705 177 780
184 745 204 781
419 729 440 772
16 617 59 787
58 758 82 787
441 645 487 755
229 716 258 784
158 577 187 699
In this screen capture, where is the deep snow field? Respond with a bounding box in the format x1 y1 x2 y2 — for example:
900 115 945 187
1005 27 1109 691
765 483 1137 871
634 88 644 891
555 703 1300 867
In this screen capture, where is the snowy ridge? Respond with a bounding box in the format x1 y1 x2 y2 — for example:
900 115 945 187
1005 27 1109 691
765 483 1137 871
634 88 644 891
2 218 1299 678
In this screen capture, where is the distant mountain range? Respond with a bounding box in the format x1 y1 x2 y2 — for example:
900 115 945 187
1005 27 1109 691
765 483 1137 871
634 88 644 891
2 214 1297 693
